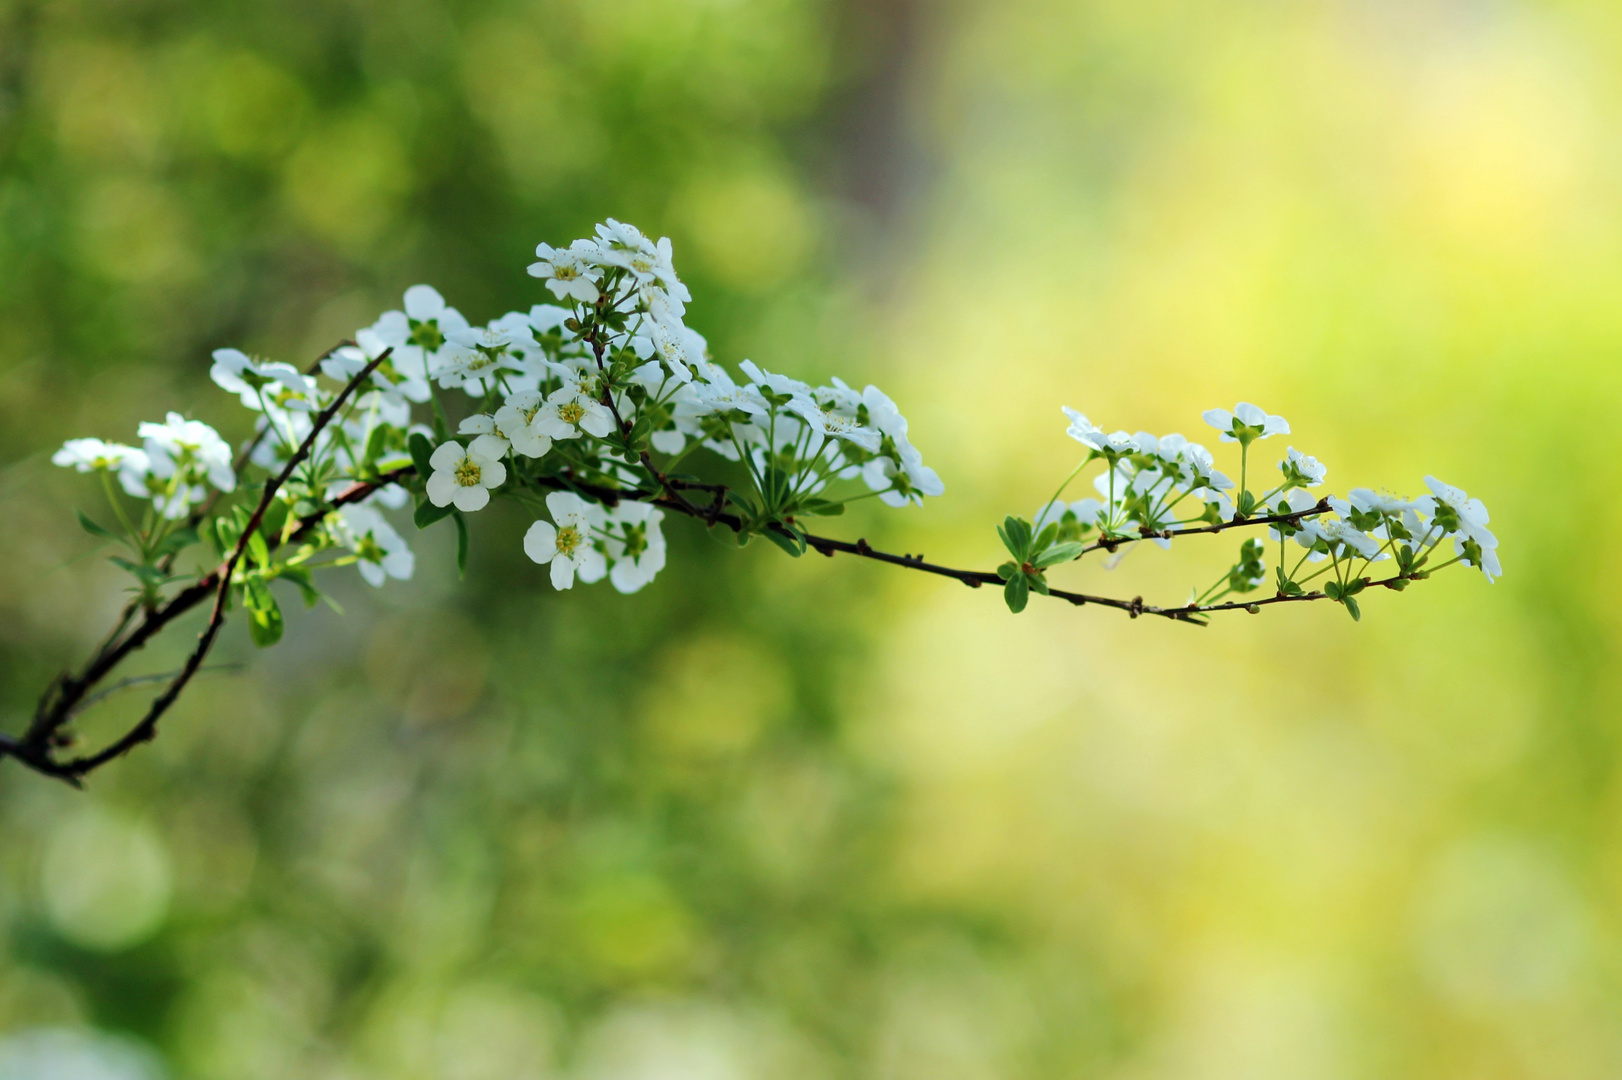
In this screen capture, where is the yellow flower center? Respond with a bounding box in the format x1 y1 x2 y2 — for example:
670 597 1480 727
558 402 585 425
454 458 482 487
555 265 579 280
555 525 581 556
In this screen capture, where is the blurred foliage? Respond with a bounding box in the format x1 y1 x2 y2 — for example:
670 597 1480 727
4 0 1622 1077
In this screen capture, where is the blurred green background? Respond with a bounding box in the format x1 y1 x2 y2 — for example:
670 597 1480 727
0 0 1615 1076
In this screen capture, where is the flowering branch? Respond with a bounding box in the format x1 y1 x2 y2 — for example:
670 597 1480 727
9 219 1501 783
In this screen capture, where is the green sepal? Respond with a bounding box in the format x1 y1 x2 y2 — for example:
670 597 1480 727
414 495 455 530
1004 573 1029 613
77 511 119 540
1032 541 1083 569
453 510 469 578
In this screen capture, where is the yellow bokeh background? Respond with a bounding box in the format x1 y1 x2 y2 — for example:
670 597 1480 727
1 0 1619 1077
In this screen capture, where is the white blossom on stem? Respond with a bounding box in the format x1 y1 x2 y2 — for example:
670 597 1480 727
426 440 506 513
335 505 415 587
523 491 607 590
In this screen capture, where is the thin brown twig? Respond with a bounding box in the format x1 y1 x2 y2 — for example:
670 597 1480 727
7 364 1384 782
10 350 390 782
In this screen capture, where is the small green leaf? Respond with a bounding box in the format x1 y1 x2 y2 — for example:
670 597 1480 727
1033 521 1059 553
77 511 119 540
1324 581 1342 601
1004 574 1029 613
761 526 805 558
1027 571 1050 596
996 560 1020 581
798 498 846 517
408 432 436 478
247 529 271 568
1343 595 1361 622
414 496 454 530
243 577 284 647
1032 541 1083 569
155 526 200 559
453 510 469 578
278 565 322 608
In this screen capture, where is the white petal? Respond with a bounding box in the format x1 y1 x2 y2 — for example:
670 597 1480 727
429 441 464 469
550 556 577 590
524 520 557 563
403 284 445 321
453 485 490 512
426 471 456 507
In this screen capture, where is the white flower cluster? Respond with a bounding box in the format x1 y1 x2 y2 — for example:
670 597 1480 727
53 220 941 601
53 413 236 521
1014 399 1498 617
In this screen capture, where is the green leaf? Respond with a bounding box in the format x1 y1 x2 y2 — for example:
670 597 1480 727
155 526 200 559
363 423 389 468
77 510 119 540
797 498 846 517
1033 521 1059 553
408 431 436 479
454 510 469 578
1027 571 1050 596
1324 581 1342 601
243 577 284 647
109 556 167 586
996 560 1020 582
998 516 1032 560
1032 541 1083 569
1344 577 1366 596
1343 595 1361 622
761 526 805 558
1236 490 1256 517
259 499 289 544
414 495 455 530
1003 574 1029 613
278 565 322 608
247 529 271 568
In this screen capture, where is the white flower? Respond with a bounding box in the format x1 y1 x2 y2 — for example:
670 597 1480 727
604 500 667 594
1281 446 1326 487
523 491 607 589
425 440 507 512
861 442 943 507
367 286 470 387
1424 475 1500 581
532 372 615 440
322 338 430 406
1346 488 1421 515
457 413 512 459
863 385 910 440
647 320 695 383
1268 488 1320 543
492 391 556 457
436 323 524 394
140 413 235 493
336 505 414 587
1060 408 1152 456
1203 402 1290 443
528 240 603 304
211 348 320 413
787 386 881 453
739 359 812 400
52 438 143 474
